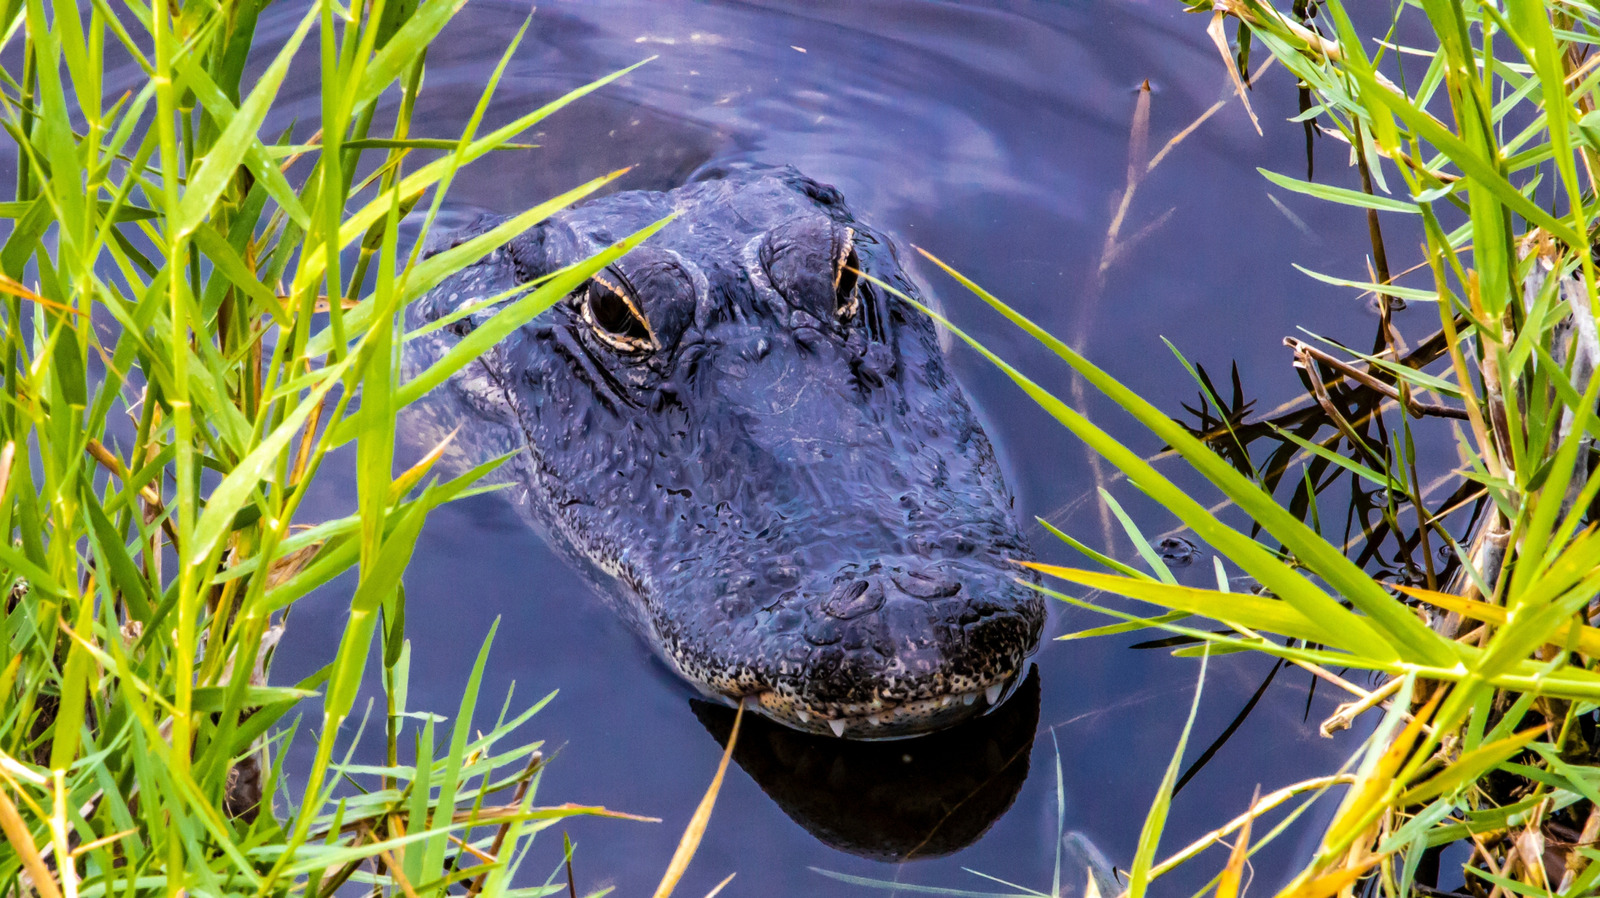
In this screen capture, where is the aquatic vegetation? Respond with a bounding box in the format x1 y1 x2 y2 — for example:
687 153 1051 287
884 1 1600 895
0 1 669 896
12 0 1600 895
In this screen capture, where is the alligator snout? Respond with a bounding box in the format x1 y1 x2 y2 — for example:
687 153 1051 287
408 166 1046 739
767 572 1039 737
667 551 1040 739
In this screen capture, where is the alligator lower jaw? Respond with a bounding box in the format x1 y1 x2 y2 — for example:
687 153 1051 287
746 675 1021 740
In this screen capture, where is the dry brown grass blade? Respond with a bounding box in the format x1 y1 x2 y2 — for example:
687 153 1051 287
1211 0 1402 92
1315 125 1461 183
465 751 543 898
1317 691 1442 871
1207 11 1262 135
447 833 497 865
1321 677 1405 737
0 274 82 316
1214 785 1256 898
288 387 329 487
266 542 325 589
85 439 161 507
1145 775 1355 880
650 699 746 898
378 847 421 898
70 828 137 858
1514 817 1550 890
1284 338 1468 420
0 780 64 898
1147 55 1276 174
84 438 181 549
701 872 736 898
448 803 659 825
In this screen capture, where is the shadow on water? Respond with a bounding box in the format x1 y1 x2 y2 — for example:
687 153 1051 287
692 667 1041 861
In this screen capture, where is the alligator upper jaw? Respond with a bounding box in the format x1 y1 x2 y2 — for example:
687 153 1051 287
742 671 1024 740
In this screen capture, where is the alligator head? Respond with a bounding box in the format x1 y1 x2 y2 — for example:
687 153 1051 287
407 166 1045 738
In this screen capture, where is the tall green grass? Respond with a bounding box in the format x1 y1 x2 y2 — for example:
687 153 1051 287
891 1 1600 894
0 1 668 896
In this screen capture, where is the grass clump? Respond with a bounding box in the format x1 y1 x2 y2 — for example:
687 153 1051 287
0 1 662 896
863 0 1600 895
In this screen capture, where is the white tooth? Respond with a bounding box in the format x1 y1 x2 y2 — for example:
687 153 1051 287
867 714 882 726
828 718 847 737
962 692 977 706
796 710 810 724
986 684 1003 705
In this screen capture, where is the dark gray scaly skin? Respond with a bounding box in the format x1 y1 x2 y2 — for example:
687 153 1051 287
406 166 1044 739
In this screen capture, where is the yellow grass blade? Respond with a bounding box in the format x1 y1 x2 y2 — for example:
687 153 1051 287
1323 690 1440 853
1394 584 1600 656
0 781 62 898
1023 562 1335 648
701 872 736 898
1277 861 1378 898
651 700 746 898
1214 786 1255 898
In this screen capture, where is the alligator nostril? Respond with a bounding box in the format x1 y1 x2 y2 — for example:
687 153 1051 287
740 337 772 362
892 570 962 600
822 579 885 620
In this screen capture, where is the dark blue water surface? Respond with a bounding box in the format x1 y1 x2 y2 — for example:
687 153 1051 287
263 1 1404 894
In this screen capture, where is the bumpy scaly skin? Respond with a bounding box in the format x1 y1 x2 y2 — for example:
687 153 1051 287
407 167 1044 738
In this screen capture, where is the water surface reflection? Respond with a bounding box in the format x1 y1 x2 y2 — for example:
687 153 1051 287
694 667 1041 861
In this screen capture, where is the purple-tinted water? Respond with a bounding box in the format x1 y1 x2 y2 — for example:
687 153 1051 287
266 2 1401 894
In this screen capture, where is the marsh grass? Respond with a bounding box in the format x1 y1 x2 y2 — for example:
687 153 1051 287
0 0 705 896
19 0 1600 895
829 1 1600 896
858 1 1600 895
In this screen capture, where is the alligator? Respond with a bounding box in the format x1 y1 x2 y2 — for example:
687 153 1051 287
406 165 1045 739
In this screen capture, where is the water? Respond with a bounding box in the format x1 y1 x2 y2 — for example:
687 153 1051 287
263 1 1404 894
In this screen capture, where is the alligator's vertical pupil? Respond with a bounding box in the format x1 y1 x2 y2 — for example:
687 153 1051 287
588 281 651 344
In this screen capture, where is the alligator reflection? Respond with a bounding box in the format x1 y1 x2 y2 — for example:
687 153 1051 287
691 666 1040 861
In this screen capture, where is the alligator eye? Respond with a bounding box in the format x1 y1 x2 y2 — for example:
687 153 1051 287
834 228 861 320
582 273 655 352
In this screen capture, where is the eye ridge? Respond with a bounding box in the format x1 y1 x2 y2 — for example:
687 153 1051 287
582 269 656 353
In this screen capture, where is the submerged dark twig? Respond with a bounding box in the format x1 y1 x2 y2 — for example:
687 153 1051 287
1172 658 1284 798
